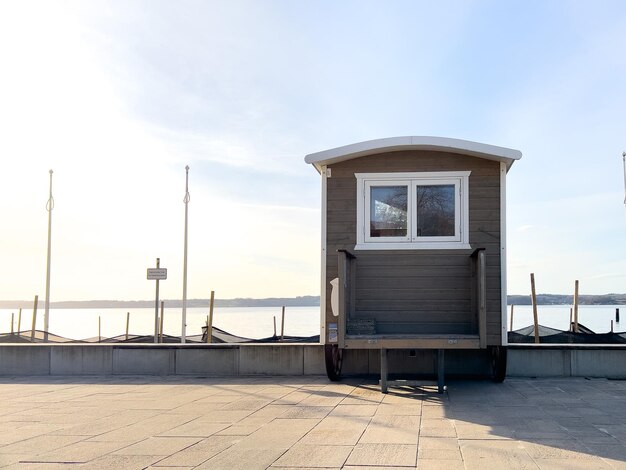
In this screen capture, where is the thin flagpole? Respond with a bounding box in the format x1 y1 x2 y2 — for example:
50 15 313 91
44 170 54 342
622 151 625 219
181 165 190 343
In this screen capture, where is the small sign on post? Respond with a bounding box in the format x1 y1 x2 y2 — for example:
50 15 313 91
147 259 167 343
147 268 167 280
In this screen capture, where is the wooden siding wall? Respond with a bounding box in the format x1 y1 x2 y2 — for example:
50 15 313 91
325 151 502 345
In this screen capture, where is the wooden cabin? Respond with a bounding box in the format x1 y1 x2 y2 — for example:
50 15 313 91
305 136 522 392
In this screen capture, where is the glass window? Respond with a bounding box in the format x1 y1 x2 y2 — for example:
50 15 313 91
415 184 455 237
356 171 470 250
370 186 407 237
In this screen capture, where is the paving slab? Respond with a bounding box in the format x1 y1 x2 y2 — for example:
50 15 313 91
1 376 626 469
272 443 353 468
345 443 418 467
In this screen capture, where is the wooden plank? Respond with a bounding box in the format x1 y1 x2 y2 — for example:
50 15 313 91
375 321 474 335
531 273 540 343
337 251 347 348
357 277 470 290
356 265 498 278
573 279 579 333
327 178 357 189
355 254 475 267
470 186 501 197
354 301 472 313
469 209 501 221
355 288 471 301
354 311 475 323
477 249 487 348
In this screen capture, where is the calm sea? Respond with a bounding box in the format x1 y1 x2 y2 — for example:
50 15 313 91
0 306 321 341
0 304 624 341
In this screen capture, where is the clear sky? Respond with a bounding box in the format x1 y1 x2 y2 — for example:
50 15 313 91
0 0 624 302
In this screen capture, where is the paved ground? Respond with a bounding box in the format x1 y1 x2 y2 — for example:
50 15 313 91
1 376 626 469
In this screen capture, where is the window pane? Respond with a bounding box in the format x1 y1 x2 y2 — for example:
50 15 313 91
416 185 455 236
370 186 408 237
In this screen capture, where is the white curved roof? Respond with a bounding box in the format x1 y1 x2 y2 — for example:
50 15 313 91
305 136 522 172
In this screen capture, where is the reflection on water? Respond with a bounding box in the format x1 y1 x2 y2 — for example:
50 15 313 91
508 305 626 333
0 306 321 341
1 304 623 340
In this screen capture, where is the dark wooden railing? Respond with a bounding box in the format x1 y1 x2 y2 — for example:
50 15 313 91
337 249 356 348
471 248 487 348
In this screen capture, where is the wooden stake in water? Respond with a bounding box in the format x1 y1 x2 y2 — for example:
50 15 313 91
573 280 579 333
154 258 161 343
569 307 573 331
98 316 101 342
159 301 165 343
125 312 130 340
273 316 277 337
10 313 14 334
280 306 285 341
17 308 21 336
611 320 614 333
509 305 514 331
207 290 215 343
31 295 38 342
530 273 539 344
205 315 209 343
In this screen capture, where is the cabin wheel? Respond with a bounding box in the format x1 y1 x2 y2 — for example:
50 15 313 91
325 344 343 381
489 346 507 383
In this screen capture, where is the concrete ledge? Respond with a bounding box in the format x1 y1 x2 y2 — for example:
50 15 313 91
239 345 304 375
0 346 50 375
2 344 626 378
507 347 626 378
112 347 175 375
303 346 325 375
176 347 239 375
51 346 113 375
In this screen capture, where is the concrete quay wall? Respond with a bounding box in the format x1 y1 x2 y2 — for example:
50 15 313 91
1 344 625 378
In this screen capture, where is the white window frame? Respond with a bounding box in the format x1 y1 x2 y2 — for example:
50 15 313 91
364 179 411 243
355 171 471 250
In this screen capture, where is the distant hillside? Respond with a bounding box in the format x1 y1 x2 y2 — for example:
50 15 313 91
0 296 321 309
1 293 624 310
507 293 626 306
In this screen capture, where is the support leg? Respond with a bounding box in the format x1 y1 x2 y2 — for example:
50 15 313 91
437 349 445 394
380 348 388 394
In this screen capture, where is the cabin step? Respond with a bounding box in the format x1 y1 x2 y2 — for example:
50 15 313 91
380 348 446 394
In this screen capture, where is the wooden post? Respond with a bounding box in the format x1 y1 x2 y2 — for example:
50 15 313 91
530 273 540 344
509 304 514 331
477 250 487 348
437 349 445 394
17 308 22 336
11 312 14 334
611 320 614 333
569 307 573 331
30 295 38 342
159 301 165 343
154 258 160 344
280 306 285 341
573 280 579 333
125 312 130 340
207 290 214 344
273 316 277 337
98 316 101 342
380 348 388 394
617 308 620 323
